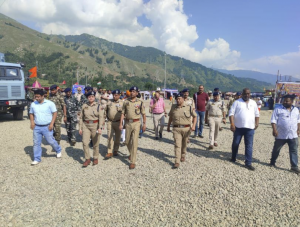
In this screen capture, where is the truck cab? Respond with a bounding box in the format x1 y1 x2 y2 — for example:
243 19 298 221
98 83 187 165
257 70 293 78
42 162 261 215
0 60 28 120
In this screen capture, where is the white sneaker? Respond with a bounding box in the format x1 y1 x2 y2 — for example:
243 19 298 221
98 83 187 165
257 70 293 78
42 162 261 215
56 152 62 158
31 161 40 165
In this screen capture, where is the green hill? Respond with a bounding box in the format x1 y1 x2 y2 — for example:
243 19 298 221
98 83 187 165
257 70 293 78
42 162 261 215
0 13 272 92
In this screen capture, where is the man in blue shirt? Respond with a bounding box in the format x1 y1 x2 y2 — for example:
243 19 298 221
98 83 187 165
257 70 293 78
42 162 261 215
270 95 300 174
29 89 62 165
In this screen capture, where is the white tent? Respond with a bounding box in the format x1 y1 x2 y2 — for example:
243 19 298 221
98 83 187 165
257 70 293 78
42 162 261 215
139 91 151 100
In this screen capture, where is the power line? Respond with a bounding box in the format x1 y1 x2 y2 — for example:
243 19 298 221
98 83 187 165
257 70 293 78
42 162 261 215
0 0 8 8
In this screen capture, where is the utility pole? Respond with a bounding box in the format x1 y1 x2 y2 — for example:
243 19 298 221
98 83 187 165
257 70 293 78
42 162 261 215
85 74 87 86
164 53 166 98
77 69 79 84
36 60 38 78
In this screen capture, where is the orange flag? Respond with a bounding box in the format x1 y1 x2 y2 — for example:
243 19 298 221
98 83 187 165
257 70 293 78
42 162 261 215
29 66 37 78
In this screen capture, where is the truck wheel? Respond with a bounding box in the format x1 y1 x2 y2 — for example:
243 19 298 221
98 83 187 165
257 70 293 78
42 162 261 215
13 109 24 120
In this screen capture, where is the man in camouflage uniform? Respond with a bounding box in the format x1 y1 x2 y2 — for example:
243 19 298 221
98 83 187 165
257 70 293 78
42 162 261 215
26 88 35 118
64 88 79 146
49 85 67 145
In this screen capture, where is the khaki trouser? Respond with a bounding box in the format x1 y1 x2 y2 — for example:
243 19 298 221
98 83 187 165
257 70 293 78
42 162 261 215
125 121 140 164
208 117 222 145
82 123 100 160
173 127 190 164
152 113 165 137
107 121 121 154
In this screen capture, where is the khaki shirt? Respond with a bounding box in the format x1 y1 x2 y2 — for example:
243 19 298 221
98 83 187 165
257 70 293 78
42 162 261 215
105 99 124 121
79 102 105 130
122 98 145 120
169 105 197 125
184 97 195 109
206 100 225 117
101 93 110 106
95 92 102 103
172 97 195 109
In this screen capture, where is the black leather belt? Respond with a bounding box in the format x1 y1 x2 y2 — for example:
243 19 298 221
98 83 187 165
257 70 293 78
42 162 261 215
153 113 164 115
35 124 50 127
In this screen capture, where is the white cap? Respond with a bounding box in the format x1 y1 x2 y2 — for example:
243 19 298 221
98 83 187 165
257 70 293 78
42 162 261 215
156 87 161 91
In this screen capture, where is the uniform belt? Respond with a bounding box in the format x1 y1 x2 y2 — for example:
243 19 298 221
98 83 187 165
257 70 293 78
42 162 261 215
209 115 222 117
173 125 190 128
126 119 140 123
153 112 164 115
84 120 99 124
110 120 120 122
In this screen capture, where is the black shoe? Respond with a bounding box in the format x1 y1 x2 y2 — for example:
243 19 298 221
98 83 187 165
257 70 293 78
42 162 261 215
291 167 300 174
229 158 236 163
245 165 255 171
155 137 159 140
159 132 162 139
269 163 276 168
199 135 204 138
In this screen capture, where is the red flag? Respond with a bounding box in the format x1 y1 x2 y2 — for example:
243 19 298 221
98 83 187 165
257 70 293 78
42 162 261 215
74 82 78 85
29 66 37 78
62 80 66 85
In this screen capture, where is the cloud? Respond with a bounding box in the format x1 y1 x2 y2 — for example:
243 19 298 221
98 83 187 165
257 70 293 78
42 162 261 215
238 47 300 77
2 0 298 76
2 0 240 68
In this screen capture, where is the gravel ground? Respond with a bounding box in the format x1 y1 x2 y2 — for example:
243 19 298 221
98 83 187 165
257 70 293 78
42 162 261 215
0 101 300 227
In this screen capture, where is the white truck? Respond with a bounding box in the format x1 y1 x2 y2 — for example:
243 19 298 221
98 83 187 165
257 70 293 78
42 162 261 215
0 53 28 120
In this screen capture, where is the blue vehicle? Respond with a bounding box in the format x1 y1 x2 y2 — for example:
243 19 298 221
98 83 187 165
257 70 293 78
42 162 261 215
0 54 28 120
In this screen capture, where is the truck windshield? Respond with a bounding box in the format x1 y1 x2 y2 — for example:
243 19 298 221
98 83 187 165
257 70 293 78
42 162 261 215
0 67 22 80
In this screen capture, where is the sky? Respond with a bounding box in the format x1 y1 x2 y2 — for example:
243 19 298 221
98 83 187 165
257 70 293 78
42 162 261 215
1 0 299 76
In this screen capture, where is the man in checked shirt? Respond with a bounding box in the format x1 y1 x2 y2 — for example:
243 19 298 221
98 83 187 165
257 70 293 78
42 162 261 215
270 94 300 174
150 88 167 140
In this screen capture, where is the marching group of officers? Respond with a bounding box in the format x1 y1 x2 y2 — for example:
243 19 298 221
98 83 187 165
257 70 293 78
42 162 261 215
27 84 238 169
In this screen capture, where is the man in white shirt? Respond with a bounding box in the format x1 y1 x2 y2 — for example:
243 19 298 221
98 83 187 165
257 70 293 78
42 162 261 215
270 95 300 174
229 88 260 170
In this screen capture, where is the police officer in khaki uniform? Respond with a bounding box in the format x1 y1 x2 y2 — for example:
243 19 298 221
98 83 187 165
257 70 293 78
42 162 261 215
167 93 197 169
205 92 226 150
49 85 67 145
182 88 195 109
104 89 124 159
119 86 146 169
79 91 105 167
182 88 195 143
